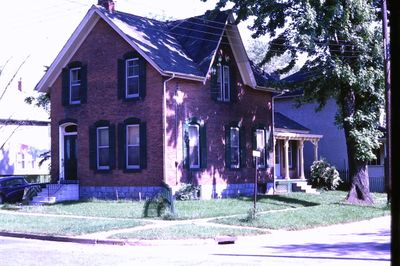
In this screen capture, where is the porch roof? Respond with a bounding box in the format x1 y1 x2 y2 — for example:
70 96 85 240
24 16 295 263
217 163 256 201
274 131 322 142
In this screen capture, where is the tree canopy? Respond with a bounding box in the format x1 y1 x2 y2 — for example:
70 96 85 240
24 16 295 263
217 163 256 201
205 0 385 204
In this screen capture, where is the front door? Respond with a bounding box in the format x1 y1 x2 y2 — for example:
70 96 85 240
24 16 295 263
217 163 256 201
64 135 77 180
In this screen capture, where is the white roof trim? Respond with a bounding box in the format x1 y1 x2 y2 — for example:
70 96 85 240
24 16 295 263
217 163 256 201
274 132 323 141
36 6 100 92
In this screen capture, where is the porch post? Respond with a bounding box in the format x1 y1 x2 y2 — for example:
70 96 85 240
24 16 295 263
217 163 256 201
273 138 277 178
284 139 290 180
313 140 319 161
299 140 305 179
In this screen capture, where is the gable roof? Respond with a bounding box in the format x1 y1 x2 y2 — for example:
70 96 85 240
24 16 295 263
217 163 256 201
35 5 276 93
274 112 310 132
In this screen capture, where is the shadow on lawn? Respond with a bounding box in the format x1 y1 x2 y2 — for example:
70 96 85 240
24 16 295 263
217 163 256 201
237 195 319 208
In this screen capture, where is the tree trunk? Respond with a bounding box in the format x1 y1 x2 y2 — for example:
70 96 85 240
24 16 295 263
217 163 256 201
346 158 374 205
340 89 374 205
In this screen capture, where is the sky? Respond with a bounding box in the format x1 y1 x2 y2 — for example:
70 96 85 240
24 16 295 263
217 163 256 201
0 0 256 121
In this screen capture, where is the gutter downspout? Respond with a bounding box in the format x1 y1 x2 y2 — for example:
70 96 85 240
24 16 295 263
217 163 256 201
163 74 175 184
271 90 288 193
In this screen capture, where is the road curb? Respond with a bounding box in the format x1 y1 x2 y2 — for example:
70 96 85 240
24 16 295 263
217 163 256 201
0 231 218 246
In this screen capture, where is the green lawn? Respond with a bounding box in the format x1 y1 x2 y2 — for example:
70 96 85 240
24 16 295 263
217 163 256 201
12 194 318 220
214 192 390 230
0 191 390 238
0 213 146 236
109 224 266 240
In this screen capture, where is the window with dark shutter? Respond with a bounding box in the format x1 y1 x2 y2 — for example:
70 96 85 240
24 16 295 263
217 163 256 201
253 125 269 169
225 122 245 170
89 120 115 172
118 117 147 172
183 118 207 170
118 52 146 101
61 61 87 106
210 51 236 103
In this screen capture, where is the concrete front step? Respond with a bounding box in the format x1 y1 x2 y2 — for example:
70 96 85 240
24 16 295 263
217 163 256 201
293 182 320 194
30 184 80 205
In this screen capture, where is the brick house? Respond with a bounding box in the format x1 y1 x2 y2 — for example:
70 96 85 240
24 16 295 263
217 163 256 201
35 3 276 200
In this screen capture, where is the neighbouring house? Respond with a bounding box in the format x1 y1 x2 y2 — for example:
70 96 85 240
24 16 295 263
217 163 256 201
272 112 322 194
0 119 50 180
34 2 277 201
275 72 386 192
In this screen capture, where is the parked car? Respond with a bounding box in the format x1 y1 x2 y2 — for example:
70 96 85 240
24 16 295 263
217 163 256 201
0 176 41 204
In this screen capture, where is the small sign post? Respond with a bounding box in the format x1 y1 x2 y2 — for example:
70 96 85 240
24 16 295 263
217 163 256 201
252 150 261 218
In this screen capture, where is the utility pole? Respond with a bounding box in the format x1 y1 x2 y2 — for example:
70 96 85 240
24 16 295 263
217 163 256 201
382 0 391 204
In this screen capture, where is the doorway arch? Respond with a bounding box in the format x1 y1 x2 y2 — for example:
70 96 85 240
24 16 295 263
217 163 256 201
59 122 78 182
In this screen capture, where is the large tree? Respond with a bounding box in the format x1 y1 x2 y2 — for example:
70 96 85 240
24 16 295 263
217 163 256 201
204 0 385 204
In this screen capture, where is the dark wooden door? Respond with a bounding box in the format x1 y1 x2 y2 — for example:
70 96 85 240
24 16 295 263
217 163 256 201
64 135 77 180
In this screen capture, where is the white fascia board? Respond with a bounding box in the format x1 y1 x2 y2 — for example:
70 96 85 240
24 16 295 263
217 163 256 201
274 131 323 140
255 85 278 93
35 6 100 92
164 71 204 82
202 23 227 85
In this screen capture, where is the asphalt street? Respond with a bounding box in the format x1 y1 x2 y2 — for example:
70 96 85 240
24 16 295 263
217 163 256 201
0 216 390 266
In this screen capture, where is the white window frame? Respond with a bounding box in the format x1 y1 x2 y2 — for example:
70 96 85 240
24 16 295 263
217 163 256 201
230 127 240 169
125 58 140 99
96 127 110 170
188 124 200 169
256 129 266 167
216 65 230 102
69 67 81 104
126 124 140 169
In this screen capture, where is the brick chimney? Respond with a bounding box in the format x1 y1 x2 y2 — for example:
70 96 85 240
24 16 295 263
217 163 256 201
98 0 115 13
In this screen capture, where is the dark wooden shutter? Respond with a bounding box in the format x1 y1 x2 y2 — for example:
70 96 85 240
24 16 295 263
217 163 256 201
210 66 219 101
265 127 271 168
118 123 126 170
225 125 231 169
252 127 257 167
117 59 125 99
109 124 116 170
182 123 189 169
80 65 88 104
89 126 96 170
229 65 237 103
200 123 207 169
61 67 69 106
240 126 246 168
138 57 146 99
140 122 147 169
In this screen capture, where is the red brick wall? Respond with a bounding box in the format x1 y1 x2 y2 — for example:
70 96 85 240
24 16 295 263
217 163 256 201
50 18 273 188
164 40 273 188
51 19 164 186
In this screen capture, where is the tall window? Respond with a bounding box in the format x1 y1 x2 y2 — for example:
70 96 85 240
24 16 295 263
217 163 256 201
62 62 87 106
188 124 200 169
125 58 139 98
96 127 110 170
184 118 206 170
255 129 266 167
126 124 140 169
118 53 146 101
69 67 81 104
215 65 230 102
230 127 240 168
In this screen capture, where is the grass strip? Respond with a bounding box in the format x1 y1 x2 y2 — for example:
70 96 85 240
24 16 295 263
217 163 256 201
109 224 266 240
0 213 145 236
214 195 390 231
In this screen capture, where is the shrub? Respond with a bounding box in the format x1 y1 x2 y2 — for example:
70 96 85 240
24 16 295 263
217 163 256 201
310 158 342 190
175 183 200 201
143 193 170 218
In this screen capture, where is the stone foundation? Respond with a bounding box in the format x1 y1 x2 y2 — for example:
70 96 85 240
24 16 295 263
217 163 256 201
80 186 162 200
